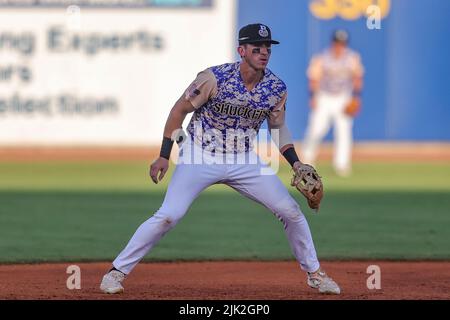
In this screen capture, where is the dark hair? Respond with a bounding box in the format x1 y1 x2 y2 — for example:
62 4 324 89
332 29 349 43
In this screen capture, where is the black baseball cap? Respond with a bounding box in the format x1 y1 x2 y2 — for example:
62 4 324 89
238 23 280 45
332 29 349 43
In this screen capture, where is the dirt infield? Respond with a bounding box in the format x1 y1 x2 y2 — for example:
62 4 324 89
0 261 448 300
0 142 449 162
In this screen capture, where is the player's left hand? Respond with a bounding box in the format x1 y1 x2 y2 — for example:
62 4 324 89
344 96 361 117
291 162 324 212
149 157 169 184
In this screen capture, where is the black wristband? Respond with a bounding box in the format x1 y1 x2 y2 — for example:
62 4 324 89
282 147 300 167
159 136 174 160
352 90 361 97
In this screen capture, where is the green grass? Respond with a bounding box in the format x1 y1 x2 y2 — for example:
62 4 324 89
0 161 449 263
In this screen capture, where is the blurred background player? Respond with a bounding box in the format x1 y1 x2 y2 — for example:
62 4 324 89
302 29 364 176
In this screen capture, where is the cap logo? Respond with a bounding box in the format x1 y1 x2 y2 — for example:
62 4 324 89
258 25 269 37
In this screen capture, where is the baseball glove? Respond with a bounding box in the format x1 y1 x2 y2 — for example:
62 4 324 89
344 96 361 117
291 164 324 212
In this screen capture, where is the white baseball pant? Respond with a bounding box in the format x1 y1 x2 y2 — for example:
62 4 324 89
302 91 353 172
112 138 320 274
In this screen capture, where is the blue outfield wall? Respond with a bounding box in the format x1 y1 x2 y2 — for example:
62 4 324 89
238 0 450 141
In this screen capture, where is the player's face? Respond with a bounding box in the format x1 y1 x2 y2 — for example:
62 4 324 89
331 41 347 56
239 42 272 70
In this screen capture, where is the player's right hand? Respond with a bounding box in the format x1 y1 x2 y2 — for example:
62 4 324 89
149 157 169 184
309 97 316 109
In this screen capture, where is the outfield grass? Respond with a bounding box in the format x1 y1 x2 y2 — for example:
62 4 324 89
0 161 449 262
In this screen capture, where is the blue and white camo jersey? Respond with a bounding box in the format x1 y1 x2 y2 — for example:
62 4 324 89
307 48 364 94
184 62 287 154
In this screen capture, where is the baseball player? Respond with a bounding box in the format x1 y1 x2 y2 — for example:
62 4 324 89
302 29 364 176
100 23 340 295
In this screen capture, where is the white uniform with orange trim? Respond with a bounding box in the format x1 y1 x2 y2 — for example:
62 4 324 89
303 48 364 174
112 62 321 275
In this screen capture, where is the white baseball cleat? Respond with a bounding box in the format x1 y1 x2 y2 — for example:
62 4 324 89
100 270 125 294
307 269 341 295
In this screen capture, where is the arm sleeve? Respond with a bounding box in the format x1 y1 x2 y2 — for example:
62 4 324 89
184 69 218 109
276 123 294 151
267 92 294 151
